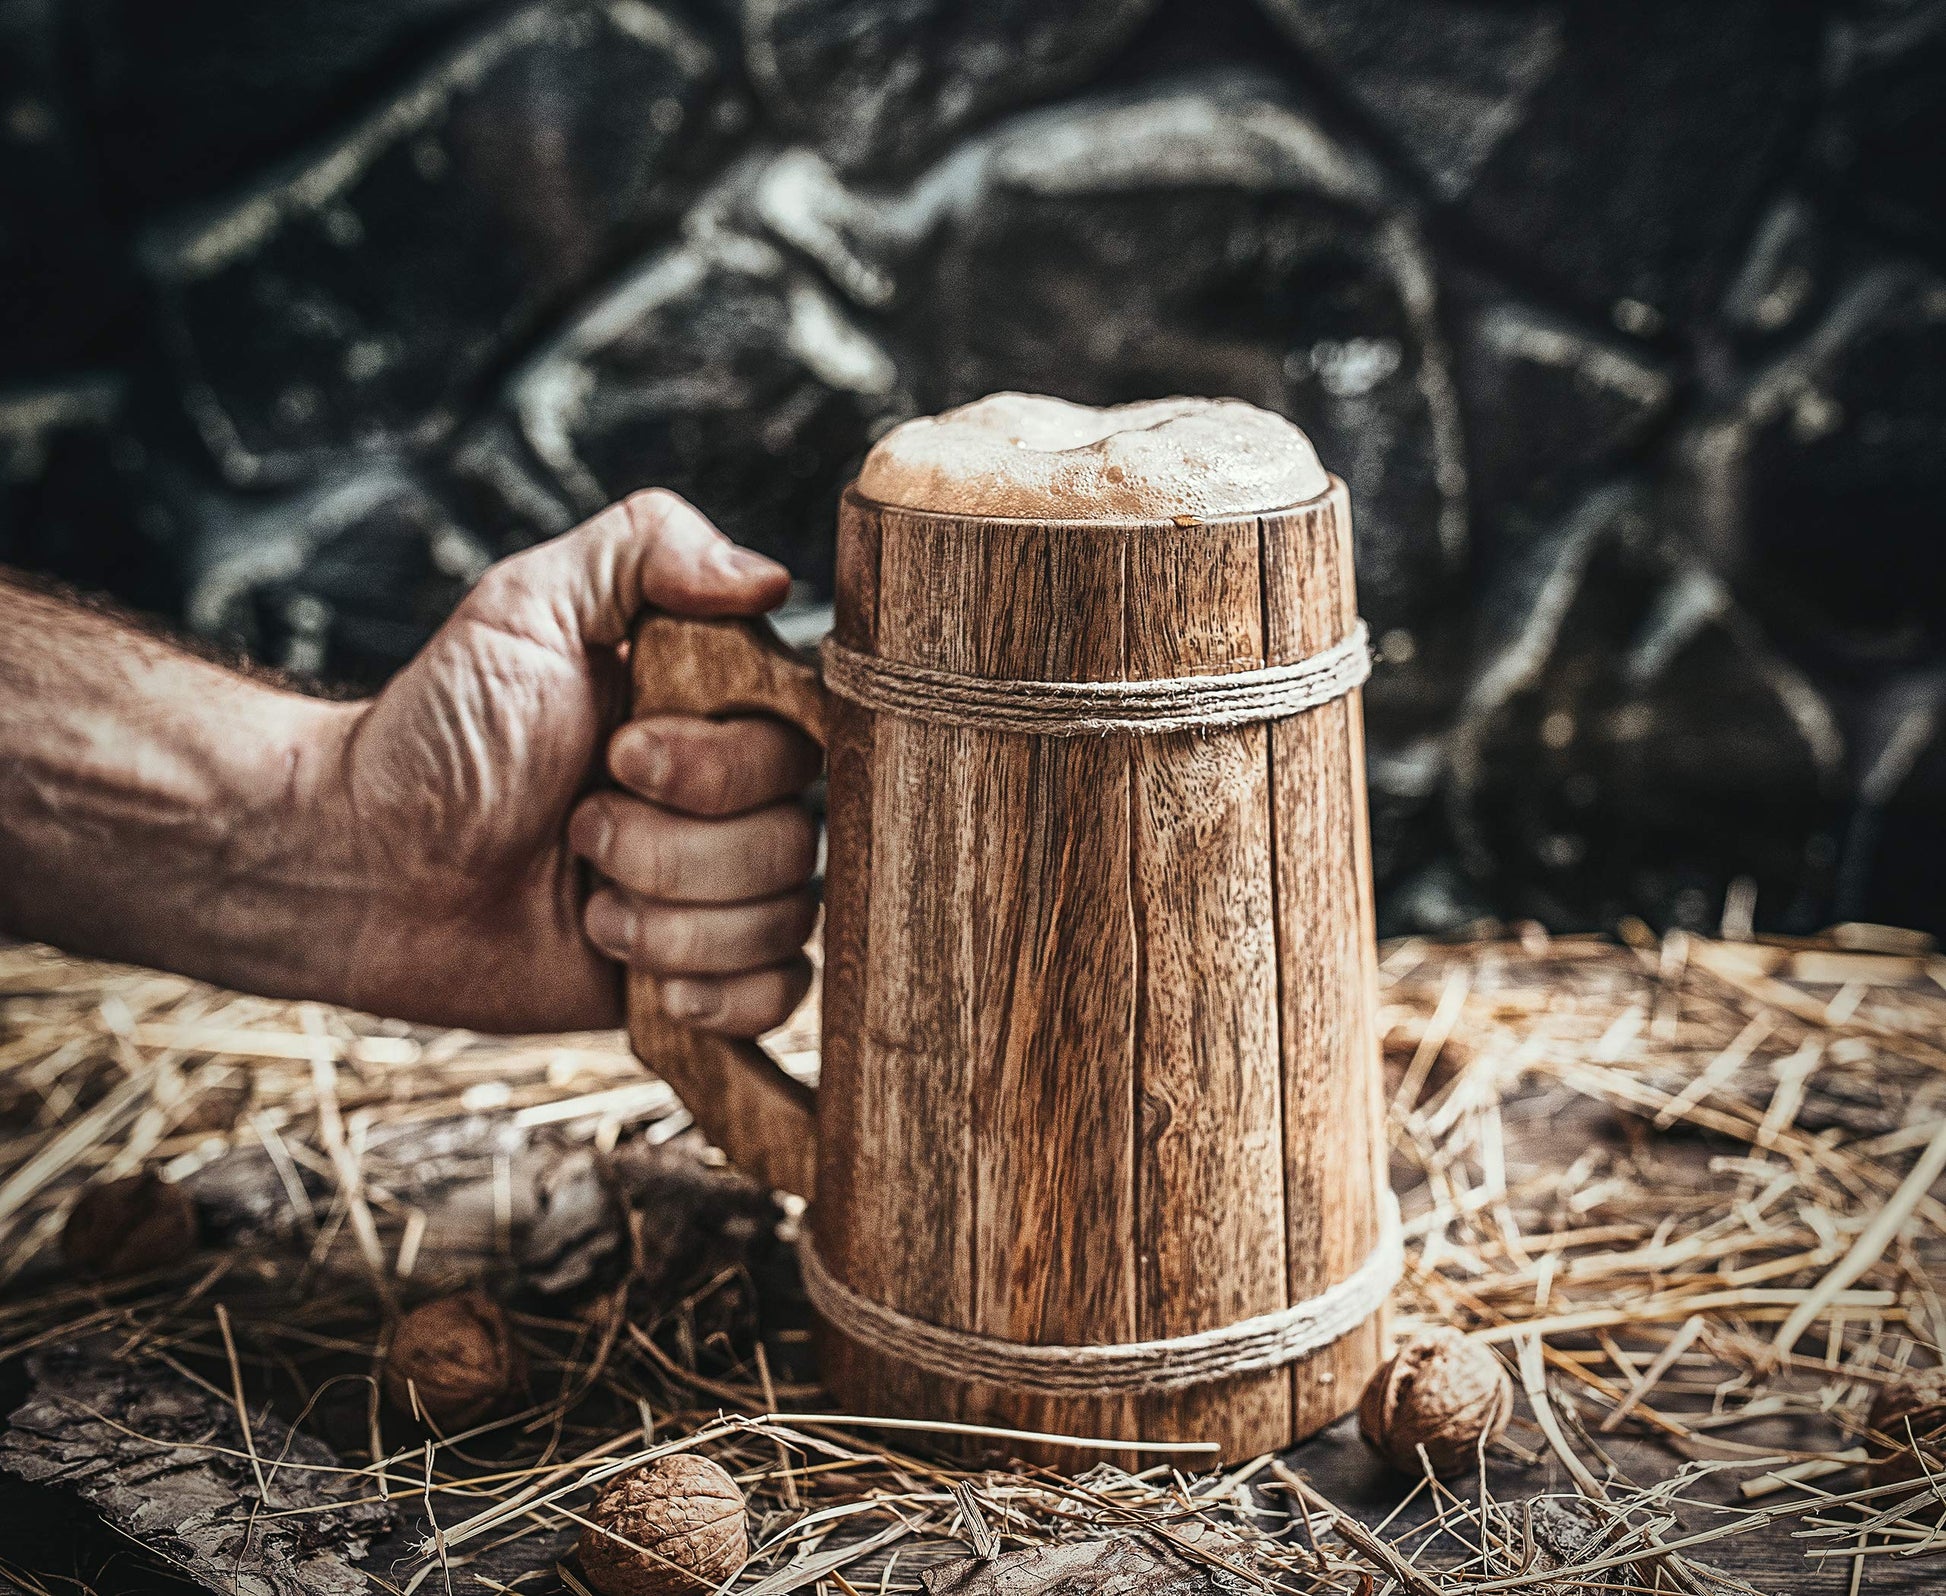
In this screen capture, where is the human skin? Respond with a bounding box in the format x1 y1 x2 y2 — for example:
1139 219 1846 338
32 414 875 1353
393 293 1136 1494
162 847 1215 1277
0 490 821 1037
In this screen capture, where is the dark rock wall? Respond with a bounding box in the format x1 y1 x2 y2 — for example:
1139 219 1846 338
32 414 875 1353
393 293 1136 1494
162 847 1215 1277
3 0 1942 938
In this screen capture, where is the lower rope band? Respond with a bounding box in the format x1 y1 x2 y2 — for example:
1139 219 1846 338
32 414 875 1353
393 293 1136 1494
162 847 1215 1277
797 1191 1401 1397
819 622 1370 737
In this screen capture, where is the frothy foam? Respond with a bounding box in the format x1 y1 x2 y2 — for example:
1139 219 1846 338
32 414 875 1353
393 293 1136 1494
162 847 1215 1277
856 393 1327 521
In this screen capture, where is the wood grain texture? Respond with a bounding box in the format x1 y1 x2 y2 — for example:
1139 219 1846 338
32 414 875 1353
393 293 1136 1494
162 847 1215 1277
1263 481 1389 1438
627 614 821 1199
1126 520 1291 1458
797 479 1385 1458
810 497 884 1409
820 498 985 1432
935 519 1139 1458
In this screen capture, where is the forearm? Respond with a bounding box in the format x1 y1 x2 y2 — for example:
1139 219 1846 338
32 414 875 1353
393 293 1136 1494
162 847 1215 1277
0 573 364 1001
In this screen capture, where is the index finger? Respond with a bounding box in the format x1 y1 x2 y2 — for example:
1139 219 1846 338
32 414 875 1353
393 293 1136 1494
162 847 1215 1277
610 714 822 817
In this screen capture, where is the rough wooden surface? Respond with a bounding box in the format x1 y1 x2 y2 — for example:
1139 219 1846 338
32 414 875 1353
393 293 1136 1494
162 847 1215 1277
811 482 1386 1460
919 1536 1239 1596
626 613 822 1200
1263 488 1389 1437
1126 519 1288 1460
0 1344 390 1595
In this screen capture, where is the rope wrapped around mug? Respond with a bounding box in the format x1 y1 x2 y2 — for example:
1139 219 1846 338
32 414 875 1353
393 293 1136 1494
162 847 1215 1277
818 621 1371 737
798 1192 1401 1396
806 616 1389 1394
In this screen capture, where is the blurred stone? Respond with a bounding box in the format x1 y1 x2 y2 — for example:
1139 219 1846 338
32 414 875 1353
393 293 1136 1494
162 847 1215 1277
1449 483 1846 932
0 378 174 611
1717 195 1832 352
183 464 489 685
1380 856 1495 939
1813 1 1946 261
1254 0 1564 200
1674 260 1946 674
1366 731 1450 921
1454 294 1671 562
1834 669 1946 934
744 0 1158 174
1 378 122 539
0 0 129 377
1259 0 1821 326
505 209 896 592
895 79 1466 729
442 415 580 556
146 0 730 487
73 0 497 207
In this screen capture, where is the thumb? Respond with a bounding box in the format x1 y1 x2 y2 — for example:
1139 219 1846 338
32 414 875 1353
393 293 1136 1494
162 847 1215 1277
477 489 793 650
624 488 793 619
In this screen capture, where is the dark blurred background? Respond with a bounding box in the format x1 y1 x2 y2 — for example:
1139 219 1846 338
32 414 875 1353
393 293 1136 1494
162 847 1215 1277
3 0 1942 938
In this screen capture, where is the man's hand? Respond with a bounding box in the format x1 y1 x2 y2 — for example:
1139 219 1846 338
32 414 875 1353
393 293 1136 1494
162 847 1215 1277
331 490 819 1033
0 492 821 1037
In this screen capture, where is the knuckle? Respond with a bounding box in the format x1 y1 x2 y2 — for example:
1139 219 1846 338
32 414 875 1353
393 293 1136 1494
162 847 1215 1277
638 906 696 971
677 746 741 817
463 557 528 618
623 487 682 539
614 811 677 897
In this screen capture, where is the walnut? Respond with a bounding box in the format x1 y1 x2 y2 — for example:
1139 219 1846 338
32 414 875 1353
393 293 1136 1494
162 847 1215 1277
1867 1367 1946 1483
62 1171 196 1277
382 1291 521 1429
1358 1326 1513 1477
578 1453 749 1596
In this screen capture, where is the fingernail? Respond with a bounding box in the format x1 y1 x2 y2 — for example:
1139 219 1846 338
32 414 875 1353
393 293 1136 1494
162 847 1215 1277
586 897 634 958
714 542 786 583
660 980 719 1021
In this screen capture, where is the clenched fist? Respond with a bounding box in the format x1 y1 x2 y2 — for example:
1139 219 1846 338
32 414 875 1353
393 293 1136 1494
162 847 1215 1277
331 490 821 1034
0 491 822 1038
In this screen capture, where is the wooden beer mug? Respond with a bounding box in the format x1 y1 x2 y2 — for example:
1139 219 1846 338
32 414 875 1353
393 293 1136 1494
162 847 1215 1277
626 397 1396 1460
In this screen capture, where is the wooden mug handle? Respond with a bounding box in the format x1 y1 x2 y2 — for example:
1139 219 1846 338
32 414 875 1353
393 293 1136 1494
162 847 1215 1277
624 612 825 1198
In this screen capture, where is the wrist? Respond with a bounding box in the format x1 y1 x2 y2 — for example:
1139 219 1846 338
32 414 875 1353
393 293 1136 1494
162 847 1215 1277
122 683 368 1005
225 690 374 1004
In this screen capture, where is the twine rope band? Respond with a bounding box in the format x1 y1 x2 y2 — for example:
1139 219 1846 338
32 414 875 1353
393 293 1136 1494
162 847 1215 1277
818 622 1370 737
797 1192 1401 1397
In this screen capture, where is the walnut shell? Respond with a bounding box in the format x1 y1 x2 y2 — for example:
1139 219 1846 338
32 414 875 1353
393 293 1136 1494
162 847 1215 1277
1358 1326 1513 1477
62 1172 197 1277
578 1453 749 1596
1867 1367 1946 1483
382 1291 520 1429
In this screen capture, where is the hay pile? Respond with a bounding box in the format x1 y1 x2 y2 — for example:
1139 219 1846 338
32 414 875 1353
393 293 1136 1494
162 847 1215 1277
0 920 1941 1593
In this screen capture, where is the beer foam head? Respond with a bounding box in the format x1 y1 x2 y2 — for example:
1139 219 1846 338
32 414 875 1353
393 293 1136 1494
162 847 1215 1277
856 393 1327 520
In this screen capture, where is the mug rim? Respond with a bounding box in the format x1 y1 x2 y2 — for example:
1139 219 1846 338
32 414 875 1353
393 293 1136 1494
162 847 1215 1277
839 473 1343 529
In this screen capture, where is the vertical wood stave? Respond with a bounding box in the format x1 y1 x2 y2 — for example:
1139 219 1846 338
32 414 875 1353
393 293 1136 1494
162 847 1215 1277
1125 520 1292 1458
880 514 1139 1460
1264 483 1388 1437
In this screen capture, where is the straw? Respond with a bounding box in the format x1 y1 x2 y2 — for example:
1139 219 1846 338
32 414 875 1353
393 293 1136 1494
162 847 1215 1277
1 918 1942 1590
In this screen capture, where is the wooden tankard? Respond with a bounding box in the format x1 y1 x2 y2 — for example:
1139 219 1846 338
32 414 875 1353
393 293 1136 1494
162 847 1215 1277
626 475 1392 1461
